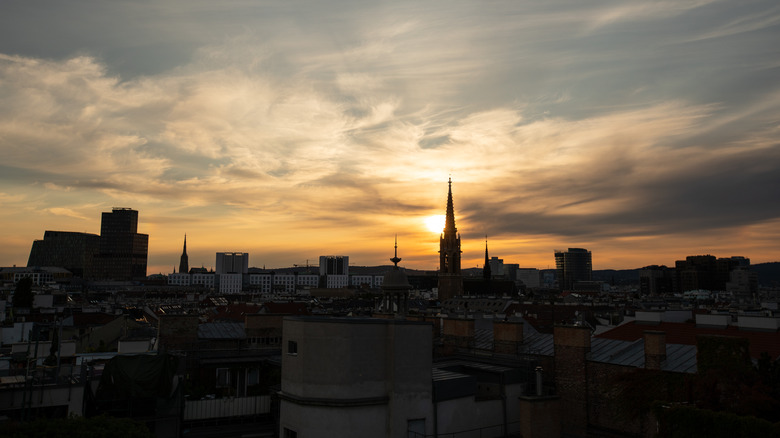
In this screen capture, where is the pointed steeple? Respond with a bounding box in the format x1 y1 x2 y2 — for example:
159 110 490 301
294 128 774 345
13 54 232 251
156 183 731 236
444 177 457 233
438 177 463 300
179 234 189 275
483 236 492 280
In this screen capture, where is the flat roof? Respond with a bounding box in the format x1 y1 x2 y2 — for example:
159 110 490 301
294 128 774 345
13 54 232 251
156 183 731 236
282 316 432 326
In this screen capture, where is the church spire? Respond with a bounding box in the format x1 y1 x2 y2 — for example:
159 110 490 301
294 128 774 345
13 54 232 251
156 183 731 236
438 177 463 300
179 234 189 275
444 177 457 233
483 236 492 280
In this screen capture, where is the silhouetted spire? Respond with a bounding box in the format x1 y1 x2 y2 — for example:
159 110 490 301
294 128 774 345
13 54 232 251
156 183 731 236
438 177 463 300
390 235 402 267
483 236 491 280
444 177 457 233
179 234 189 275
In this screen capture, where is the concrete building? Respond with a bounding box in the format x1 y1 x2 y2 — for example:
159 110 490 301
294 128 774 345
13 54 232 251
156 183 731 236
515 268 541 289
279 317 434 438
319 255 349 276
191 271 215 288
216 252 249 275
168 272 191 286
219 273 243 294
324 274 348 289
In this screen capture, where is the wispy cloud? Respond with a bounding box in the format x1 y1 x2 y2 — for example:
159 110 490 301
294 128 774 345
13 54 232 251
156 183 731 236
1 0 779 271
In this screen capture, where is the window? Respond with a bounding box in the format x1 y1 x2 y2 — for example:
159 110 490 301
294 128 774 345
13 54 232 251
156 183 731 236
407 419 425 438
216 368 230 387
287 340 298 355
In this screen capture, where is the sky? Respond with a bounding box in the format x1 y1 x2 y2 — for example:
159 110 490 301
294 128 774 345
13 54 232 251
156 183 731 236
1 0 779 274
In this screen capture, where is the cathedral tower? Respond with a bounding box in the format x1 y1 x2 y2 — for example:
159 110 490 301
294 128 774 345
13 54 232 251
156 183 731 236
438 178 463 300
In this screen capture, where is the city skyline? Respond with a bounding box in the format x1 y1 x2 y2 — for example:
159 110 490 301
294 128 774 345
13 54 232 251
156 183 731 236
2 1 780 274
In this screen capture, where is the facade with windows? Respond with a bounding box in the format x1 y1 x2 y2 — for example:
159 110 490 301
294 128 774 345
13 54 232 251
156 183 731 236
168 272 191 286
324 274 348 289
554 248 592 291
350 275 384 288
27 231 100 278
191 272 215 288
219 273 243 294
216 252 249 275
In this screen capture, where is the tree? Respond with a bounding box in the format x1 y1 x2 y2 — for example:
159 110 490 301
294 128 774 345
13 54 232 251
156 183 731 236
13 277 34 308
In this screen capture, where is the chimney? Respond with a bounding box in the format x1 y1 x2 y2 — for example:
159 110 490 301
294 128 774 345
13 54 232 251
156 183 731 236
644 330 666 370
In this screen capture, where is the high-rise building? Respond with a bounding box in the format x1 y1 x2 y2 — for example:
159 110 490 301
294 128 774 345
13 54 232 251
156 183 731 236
674 255 750 293
639 265 674 296
675 255 717 292
93 208 148 281
319 255 349 276
179 234 189 275
554 248 592 291
27 231 100 278
216 252 249 274
438 178 463 300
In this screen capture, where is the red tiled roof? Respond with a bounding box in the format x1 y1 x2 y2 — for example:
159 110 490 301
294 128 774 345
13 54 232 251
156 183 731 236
597 321 780 360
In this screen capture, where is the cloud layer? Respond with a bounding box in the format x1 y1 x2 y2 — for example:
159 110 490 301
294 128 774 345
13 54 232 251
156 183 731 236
1 0 779 272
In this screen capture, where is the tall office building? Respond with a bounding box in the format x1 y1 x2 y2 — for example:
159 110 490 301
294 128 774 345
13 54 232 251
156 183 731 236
216 252 249 274
93 208 149 281
639 265 674 296
319 256 349 276
27 231 101 278
438 178 463 300
319 255 349 288
554 248 592 291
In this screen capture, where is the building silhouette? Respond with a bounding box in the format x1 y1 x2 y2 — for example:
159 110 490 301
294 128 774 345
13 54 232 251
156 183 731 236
438 178 463 300
215 252 249 275
483 237 492 280
179 234 189 275
380 237 410 316
554 248 592 291
318 255 349 276
27 231 100 278
92 208 149 281
639 265 674 296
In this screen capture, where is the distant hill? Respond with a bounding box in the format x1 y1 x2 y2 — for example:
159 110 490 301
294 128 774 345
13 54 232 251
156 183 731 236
592 269 641 285
753 262 780 287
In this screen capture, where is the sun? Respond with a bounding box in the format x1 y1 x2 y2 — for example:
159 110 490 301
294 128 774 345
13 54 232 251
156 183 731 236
424 215 446 233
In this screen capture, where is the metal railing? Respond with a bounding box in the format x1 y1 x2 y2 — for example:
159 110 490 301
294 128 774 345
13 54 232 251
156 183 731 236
184 395 271 421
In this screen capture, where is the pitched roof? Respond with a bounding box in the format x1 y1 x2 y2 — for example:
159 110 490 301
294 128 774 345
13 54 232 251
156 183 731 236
197 322 246 340
596 320 780 360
